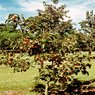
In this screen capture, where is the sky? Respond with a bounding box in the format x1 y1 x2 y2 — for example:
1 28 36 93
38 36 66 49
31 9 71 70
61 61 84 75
0 0 95 28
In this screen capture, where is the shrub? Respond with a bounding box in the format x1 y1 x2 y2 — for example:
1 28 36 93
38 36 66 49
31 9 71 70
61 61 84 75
0 31 23 50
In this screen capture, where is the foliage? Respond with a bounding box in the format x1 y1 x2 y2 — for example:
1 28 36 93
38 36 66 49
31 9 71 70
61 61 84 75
0 31 23 50
12 56 31 73
25 2 72 38
34 51 91 94
0 23 7 32
0 52 31 73
80 10 95 34
24 2 74 56
25 2 92 95
80 10 95 52
5 14 28 33
51 0 59 4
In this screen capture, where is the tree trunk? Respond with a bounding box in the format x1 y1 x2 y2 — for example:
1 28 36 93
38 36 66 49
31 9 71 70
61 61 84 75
45 81 49 95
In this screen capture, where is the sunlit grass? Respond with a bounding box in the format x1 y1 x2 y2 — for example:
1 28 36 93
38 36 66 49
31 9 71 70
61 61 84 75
76 60 95 81
0 64 39 95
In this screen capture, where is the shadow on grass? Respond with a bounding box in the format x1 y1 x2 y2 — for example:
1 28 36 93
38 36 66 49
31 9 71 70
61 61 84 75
30 79 95 95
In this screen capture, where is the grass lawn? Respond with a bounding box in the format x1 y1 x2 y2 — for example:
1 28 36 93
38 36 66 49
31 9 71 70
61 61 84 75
0 64 39 95
0 52 95 95
75 60 95 81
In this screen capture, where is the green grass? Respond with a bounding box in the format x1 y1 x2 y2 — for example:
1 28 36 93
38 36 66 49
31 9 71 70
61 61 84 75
0 64 39 95
76 60 95 81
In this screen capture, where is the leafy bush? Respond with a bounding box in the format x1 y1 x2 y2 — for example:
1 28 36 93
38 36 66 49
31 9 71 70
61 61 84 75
0 31 23 50
0 52 31 73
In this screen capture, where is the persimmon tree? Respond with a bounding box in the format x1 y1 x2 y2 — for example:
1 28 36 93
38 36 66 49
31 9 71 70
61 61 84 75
25 2 92 95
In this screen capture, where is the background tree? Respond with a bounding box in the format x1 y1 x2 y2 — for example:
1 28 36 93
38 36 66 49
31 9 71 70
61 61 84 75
0 23 7 32
0 31 23 50
51 0 59 4
5 14 28 33
80 10 95 53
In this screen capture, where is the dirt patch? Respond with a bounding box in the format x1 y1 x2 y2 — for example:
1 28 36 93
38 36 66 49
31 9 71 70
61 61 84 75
0 90 24 95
